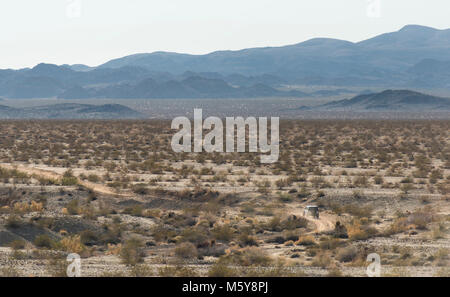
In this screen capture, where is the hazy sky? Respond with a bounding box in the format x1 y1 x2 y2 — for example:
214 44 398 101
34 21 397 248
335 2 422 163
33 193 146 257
1 0 450 69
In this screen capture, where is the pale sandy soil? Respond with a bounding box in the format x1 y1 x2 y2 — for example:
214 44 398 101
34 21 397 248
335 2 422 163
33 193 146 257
0 163 124 197
0 246 446 277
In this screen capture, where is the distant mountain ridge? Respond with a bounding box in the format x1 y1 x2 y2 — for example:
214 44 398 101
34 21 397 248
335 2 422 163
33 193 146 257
0 103 144 119
58 76 307 99
1 25 450 99
300 90 450 111
0 63 303 99
97 25 450 87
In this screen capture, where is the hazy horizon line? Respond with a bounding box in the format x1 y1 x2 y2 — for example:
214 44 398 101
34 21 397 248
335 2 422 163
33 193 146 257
3 23 447 71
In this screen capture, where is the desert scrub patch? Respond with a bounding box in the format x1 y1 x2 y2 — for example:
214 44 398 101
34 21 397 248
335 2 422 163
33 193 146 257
319 237 344 250
327 267 344 277
208 261 239 277
5 214 22 228
120 237 145 265
46 256 69 277
129 264 154 277
13 201 43 214
65 199 80 215
61 170 78 186
347 220 378 241
295 235 317 246
179 226 210 246
343 204 373 218
79 230 100 246
311 251 332 268
432 248 449 267
265 215 307 232
59 235 86 254
336 246 358 263
87 174 101 183
219 247 272 267
131 184 149 195
9 239 26 250
158 265 199 277
151 224 177 243
237 232 259 247
122 204 144 217
174 242 198 259
212 224 235 242
0 265 20 277
143 208 161 218
278 193 293 202
296 187 311 199
386 209 436 235
282 230 300 242
34 234 57 249
373 175 384 185
245 264 309 277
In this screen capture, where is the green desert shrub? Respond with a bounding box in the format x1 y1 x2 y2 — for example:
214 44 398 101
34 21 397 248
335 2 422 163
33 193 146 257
34 234 55 249
61 170 78 186
337 246 358 263
174 242 198 259
120 237 145 265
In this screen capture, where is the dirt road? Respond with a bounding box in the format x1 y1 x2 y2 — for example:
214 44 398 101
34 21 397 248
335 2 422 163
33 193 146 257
309 212 336 232
289 204 336 233
0 163 121 196
3 163 337 233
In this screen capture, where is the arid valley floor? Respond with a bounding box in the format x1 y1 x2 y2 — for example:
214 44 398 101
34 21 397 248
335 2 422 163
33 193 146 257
0 120 448 276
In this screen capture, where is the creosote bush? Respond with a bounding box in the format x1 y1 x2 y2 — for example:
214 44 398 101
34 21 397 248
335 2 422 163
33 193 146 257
174 242 198 259
120 237 145 265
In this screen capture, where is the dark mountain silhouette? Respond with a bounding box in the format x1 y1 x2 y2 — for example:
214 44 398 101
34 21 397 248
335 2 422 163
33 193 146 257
0 63 299 99
59 85 93 99
5 76 65 98
58 76 306 99
300 90 450 111
406 59 450 88
0 103 144 119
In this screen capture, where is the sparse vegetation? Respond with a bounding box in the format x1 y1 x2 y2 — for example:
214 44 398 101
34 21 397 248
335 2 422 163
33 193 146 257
0 120 447 276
